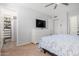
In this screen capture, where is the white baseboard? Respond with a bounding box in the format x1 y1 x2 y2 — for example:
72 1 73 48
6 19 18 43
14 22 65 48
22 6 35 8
16 42 31 46
31 41 37 44
0 41 3 49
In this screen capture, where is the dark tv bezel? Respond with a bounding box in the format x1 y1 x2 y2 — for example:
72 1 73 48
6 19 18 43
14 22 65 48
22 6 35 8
36 19 46 28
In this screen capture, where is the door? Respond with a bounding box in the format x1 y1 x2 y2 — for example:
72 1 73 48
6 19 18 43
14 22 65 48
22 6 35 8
53 19 59 34
70 16 78 35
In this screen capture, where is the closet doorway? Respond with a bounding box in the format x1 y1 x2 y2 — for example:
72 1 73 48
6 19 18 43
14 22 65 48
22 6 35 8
1 8 17 50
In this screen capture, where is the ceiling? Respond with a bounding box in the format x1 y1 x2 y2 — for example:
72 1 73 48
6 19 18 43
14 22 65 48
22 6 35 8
0 3 79 17
0 3 55 16
22 3 54 16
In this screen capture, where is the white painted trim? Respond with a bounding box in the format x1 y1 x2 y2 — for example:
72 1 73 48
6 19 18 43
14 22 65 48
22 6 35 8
16 42 31 46
31 41 37 44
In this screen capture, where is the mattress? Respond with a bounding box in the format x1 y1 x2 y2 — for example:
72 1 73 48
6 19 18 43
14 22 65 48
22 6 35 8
38 35 79 56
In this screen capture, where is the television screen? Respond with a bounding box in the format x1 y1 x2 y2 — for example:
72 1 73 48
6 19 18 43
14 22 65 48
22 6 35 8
36 19 46 28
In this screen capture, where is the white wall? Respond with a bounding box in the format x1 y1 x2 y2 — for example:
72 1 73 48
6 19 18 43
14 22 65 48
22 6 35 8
17 7 52 45
0 11 3 48
1 3 79 46
54 4 79 34
12 18 17 41
0 4 53 46
32 18 53 43
53 6 67 34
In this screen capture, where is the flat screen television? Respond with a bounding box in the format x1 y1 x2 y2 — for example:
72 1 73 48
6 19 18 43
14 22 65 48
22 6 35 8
36 19 46 28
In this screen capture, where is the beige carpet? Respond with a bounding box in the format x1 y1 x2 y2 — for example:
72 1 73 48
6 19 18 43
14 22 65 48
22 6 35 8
1 41 50 56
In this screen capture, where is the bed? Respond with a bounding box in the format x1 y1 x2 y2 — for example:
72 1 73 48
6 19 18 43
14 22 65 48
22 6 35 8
38 34 79 56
